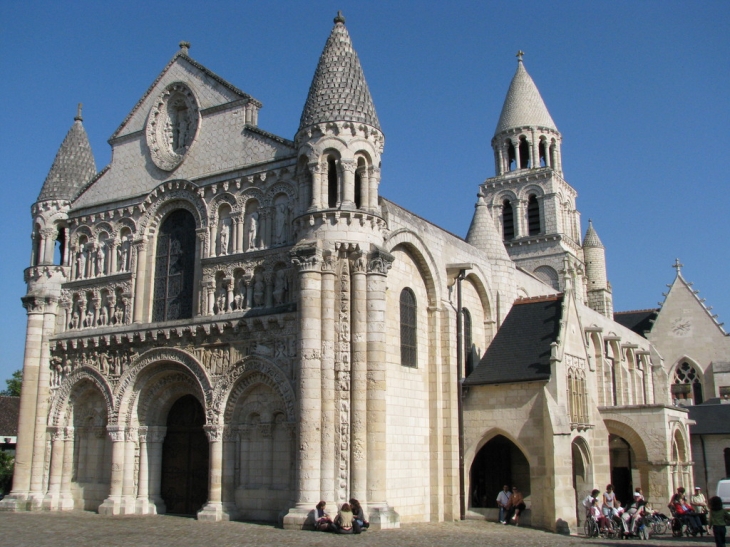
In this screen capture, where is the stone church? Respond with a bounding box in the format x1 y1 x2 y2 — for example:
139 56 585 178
2 13 694 532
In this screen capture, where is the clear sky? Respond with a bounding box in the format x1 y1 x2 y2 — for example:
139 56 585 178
1 1 729 386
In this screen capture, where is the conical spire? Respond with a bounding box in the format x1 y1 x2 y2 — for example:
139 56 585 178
466 193 510 261
494 55 557 137
38 104 97 202
298 12 380 133
583 220 604 248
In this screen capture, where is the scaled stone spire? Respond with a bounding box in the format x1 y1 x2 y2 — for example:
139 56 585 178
466 193 510 261
583 219 604 248
37 105 97 202
494 56 557 136
298 12 381 132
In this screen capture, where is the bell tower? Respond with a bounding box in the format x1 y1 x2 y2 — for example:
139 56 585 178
480 53 585 299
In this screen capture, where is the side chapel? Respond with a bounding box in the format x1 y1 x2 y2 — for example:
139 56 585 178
2 13 693 532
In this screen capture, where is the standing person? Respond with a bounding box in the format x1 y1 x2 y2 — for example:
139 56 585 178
583 489 600 512
349 498 369 531
692 486 709 530
603 484 617 517
709 495 730 547
496 484 512 523
504 487 526 526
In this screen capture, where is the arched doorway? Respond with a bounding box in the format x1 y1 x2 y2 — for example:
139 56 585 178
572 437 593 525
609 434 634 504
470 434 530 508
160 395 209 515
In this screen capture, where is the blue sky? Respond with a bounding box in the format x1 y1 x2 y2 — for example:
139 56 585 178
1 1 729 385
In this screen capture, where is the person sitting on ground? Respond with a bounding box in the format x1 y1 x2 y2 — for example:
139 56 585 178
708 495 730 547
503 486 526 526
334 502 361 534
314 500 334 532
602 484 618 517
497 484 512 523
349 498 369 530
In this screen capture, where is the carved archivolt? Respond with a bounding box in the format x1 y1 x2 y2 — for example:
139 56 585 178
134 371 205 426
49 367 114 428
139 186 208 236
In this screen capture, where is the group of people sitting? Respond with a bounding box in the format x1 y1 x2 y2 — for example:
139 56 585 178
669 486 706 535
314 499 370 534
495 485 527 525
583 484 650 536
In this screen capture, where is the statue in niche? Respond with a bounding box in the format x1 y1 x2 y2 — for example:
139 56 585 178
97 246 106 276
98 304 108 326
273 270 288 305
216 287 226 314
114 305 124 325
85 307 94 328
98 351 110 375
253 272 265 307
76 249 86 279
118 237 130 272
247 211 259 250
274 202 287 245
219 223 230 256
71 308 80 330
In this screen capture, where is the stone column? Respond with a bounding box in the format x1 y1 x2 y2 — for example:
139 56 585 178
366 250 399 529
309 161 322 210
264 272 274 308
135 427 152 514
27 297 58 507
238 426 250 488
260 423 273 489
208 225 216 258
42 427 65 510
222 426 237 506
132 239 148 323
147 426 166 514
283 245 322 529
357 166 369 211
59 426 75 510
198 424 238 521
320 258 336 504
41 227 56 265
99 425 126 515
350 254 368 501
368 167 380 210
121 427 138 513
340 158 356 209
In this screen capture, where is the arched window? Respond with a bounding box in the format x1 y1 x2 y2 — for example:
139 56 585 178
463 307 474 377
502 199 514 240
400 288 417 367
153 209 196 322
519 137 530 169
539 139 548 167
672 362 703 405
507 141 516 171
327 158 338 208
527 195 540 236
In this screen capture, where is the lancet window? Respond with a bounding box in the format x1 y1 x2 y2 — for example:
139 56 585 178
502 199 515 240
152 209 196 322
400 287 417 368
527 194 540 236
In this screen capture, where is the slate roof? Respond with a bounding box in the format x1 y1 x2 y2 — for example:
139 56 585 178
464 295 562 386
466 193 510 261
0 396 20 436
494 60 557 136
613 309 658 338
583 220 604 248
299 13 380 132
688 399 730 435
37 115 97 202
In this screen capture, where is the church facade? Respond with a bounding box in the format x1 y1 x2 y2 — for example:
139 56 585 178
2 14 693 533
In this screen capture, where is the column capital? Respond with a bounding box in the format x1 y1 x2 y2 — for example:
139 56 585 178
203 424 224 442
289 242 320 273
21 295 46 314
107 424 126 442
339 157 357 173
367 247 394 276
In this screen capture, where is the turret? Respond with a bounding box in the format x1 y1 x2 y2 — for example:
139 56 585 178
466 192 510 262
491 51 562 177
31 105 96 269
583 220 612 317
295 12 385 221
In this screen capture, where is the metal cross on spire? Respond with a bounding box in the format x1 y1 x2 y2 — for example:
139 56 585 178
516 50 525 62
75 103 83 122
672 258 683 273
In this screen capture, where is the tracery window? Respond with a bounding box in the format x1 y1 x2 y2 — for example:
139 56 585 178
152 209 196 322
400 288 417 368
672 362 703 404
566 355 589 427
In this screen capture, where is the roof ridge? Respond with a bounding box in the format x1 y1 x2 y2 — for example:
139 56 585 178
614 308 659 315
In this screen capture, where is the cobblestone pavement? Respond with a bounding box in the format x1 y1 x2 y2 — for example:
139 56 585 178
1 512 717 547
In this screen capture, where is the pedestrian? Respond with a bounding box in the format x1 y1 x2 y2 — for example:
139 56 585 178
602 484 617 517
496 484 512 523
691 486 709 530
583 489 600 517
503 486 526 526
708 496 730 547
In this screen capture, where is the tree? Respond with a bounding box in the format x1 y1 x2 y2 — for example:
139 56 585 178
0 450 13 494
1 369 22 397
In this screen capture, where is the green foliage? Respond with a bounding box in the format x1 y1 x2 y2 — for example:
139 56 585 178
0 450 13 494
1 369 22 397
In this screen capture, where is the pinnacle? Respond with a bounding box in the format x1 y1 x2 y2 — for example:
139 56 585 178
37 111 97 202
494 58 557 136
466 193 510 261
583 220 604 248
298 14 380 132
